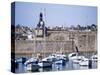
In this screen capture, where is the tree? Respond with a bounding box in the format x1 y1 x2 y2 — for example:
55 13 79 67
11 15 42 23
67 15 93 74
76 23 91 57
91 24 97 31
77 24 81 30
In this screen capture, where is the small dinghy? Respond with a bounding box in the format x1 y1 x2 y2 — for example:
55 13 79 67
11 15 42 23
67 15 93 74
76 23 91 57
79 58 89 66
68 52 78 60
24 58 39 71
24 58 38 66
72 56 85 64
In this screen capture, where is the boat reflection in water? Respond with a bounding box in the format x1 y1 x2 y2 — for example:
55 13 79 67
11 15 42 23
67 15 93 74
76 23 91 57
15 53 97 73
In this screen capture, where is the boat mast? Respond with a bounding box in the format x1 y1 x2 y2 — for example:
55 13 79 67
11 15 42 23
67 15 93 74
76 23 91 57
32 29 36 58
43 8 46 57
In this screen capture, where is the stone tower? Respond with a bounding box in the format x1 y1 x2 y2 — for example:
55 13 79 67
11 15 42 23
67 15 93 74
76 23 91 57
35 12 46 37
37 12 45 28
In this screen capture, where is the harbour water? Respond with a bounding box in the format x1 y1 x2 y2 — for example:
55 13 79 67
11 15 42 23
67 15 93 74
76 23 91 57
15 59 97 73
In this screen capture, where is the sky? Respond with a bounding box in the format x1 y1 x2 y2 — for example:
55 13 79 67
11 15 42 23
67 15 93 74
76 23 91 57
12 2 97 28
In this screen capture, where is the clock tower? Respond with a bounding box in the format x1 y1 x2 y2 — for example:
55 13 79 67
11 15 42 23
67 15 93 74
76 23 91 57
35 12 46 37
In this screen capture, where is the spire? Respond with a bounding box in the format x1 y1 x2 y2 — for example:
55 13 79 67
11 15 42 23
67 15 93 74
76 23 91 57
37 12 45 28
35 10 47 37
40 12 43 21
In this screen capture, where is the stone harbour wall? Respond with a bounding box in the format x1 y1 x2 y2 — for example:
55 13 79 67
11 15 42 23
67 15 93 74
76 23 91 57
14 31 97 58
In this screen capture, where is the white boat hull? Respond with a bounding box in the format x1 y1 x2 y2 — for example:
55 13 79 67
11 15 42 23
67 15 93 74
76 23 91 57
55 59 66 65
73 59 82 64
38 61 52 68
25 63 40 71
79 60 89 66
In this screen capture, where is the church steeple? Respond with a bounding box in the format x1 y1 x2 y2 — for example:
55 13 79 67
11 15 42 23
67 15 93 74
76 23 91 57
35 12 47 37
37 12 45 28
40 12 43 21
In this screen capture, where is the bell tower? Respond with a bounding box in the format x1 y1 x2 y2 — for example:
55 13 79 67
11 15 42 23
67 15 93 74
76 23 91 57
37 12 45 28
35 12 46 37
